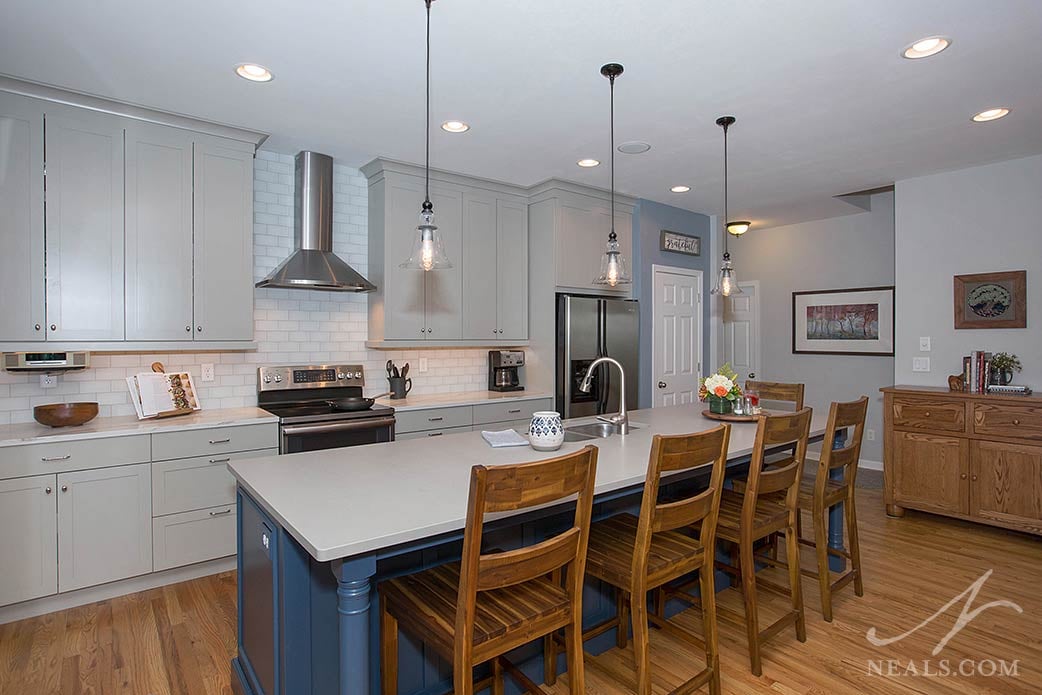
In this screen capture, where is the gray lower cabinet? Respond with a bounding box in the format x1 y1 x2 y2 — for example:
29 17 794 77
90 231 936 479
153 505 237 572
0 92 45 342
394 399 552 440
193 135 255 342
44 104 126 341
0 474 57 606
396 426 472 441
125 122 195 340
57 463 152 593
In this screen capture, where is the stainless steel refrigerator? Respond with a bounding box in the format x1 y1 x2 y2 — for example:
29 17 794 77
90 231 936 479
556 294 639 419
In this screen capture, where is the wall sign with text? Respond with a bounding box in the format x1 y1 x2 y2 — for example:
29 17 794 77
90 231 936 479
660 230 701 256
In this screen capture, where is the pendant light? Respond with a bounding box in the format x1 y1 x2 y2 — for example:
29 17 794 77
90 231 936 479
400 0 452 271
592 63 632 288
711 115 744 297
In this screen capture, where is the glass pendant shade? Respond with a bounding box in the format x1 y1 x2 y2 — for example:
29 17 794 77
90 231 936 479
593 234 631 287
711 254 743 297
400 206 452 271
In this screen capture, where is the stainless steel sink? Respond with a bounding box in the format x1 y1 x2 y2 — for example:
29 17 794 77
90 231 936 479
563 422 642 439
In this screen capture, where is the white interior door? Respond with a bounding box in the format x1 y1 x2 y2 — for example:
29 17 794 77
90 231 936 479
723 281 761 384
652 266 702 407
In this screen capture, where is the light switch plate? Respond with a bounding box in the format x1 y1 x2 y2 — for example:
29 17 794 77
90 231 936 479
912 357 931 373
201 363 215 382
40 374 57 389
919 336 931 352
418 357 429 374
865 429 876 441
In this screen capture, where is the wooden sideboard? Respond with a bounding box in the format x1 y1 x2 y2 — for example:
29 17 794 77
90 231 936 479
882 385 1042 535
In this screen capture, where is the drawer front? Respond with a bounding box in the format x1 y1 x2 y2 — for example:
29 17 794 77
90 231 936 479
473 398 553 426
892 397 966 433
974 403 1042 442
152 448 276 516
395 406 473 434
0 435 151 480
151 423 278 461
396 425 472 441
153 504 237 571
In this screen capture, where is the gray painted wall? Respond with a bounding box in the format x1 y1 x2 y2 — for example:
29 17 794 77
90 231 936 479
895 154 1042 386
730 192 895 463
632 199 712 408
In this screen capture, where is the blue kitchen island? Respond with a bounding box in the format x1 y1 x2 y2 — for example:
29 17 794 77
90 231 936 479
228 404 828 695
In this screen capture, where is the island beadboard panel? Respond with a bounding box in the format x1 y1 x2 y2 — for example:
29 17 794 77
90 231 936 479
0 152 491 425
882 385 1042 534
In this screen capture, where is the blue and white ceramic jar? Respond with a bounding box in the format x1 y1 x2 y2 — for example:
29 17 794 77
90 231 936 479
529 411 564 451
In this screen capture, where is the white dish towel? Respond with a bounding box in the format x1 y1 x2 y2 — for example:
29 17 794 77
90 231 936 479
480 429 530 448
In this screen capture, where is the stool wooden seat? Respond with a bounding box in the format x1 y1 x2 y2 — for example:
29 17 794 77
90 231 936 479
379 446 598 695
571 425 731 695
712 409 812 676
795 397 868 622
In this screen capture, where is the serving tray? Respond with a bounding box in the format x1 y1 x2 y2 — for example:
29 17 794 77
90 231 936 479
701 409 760 423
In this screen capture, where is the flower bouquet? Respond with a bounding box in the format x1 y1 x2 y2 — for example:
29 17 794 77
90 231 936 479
699 364 743 415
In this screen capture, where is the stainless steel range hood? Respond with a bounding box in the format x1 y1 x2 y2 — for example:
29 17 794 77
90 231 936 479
256 151 376 292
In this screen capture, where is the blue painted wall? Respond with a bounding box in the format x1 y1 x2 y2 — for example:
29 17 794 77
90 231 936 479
631 200 713 408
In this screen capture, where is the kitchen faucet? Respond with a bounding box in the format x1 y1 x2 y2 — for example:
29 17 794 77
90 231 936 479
578 356 629 434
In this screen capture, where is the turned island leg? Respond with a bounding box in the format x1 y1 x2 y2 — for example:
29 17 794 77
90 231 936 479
332 555 378 695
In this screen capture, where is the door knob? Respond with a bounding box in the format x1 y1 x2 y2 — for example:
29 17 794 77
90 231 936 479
748 372 756 379
658 381 667 389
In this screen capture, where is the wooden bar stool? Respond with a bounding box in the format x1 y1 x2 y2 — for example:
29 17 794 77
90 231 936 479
745 380 805 411
796 397 868 622
714 409 812 676
379 445 598 695
568 425 730 695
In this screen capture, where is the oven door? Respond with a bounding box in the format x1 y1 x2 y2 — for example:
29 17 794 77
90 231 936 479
279 416 396 454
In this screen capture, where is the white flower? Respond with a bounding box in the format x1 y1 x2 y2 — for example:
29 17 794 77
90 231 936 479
704 374 734 395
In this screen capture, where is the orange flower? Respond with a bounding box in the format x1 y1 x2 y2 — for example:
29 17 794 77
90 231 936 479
713 385 729 397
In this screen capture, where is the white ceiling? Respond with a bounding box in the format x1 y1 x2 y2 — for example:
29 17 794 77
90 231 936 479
2 0 1041 227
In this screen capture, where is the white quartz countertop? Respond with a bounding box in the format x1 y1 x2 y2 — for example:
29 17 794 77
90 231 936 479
0 407 278 447
229 405 828 562
373 390 552 412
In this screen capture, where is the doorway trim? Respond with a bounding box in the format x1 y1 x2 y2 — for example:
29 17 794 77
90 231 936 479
650 264 704 407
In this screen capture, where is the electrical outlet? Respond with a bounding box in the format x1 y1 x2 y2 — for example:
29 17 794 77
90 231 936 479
39 374 57 389
919 336 931 352
865 428 876 441
912 357 931 372
201 363 215 382
418 357 429 373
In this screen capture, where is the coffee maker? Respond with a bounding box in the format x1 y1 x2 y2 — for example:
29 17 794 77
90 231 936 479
488 350 525 392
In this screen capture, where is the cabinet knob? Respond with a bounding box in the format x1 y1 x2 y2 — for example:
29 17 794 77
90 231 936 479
960 473 967 480
972 475 978 482
45 486 52 494
924 412 931 417
61 485 68 492
50 324 57 331
197 326 203 332
1013 419 1021 426
35 324 41 331
186 325 192 332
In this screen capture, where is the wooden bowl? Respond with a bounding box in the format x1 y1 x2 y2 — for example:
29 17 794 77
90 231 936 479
33 402 99 428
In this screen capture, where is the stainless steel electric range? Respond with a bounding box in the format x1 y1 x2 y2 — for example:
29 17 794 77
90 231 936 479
257 364 396 454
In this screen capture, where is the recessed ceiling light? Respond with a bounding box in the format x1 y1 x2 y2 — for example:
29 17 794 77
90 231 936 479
972 107 1010 122
618 141 651 154
902 36 951 59
441 120 470 133
235 63 273 82
670 185 691 193
577 158 600 168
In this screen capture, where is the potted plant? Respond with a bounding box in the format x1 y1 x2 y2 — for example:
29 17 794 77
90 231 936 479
991 352 1022 386
700 364 743 415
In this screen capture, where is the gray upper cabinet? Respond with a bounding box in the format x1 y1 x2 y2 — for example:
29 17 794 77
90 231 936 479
0 92 45 342
193 135 255 342
364 159 528 347
45 105 126 341
125 122 195 340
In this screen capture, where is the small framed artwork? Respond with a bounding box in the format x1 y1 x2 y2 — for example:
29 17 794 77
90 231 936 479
792 286 895 356
660 229 700 256
953 270 1027 329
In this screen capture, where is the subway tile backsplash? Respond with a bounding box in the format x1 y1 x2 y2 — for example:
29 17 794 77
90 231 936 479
0 151 490 425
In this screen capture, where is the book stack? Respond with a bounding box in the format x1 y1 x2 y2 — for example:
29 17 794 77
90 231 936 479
962 351 992 394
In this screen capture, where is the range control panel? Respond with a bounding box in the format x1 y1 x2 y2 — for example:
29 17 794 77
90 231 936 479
258 365 365 391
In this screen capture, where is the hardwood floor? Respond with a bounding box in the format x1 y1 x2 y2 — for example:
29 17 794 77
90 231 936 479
1 488 1039 694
